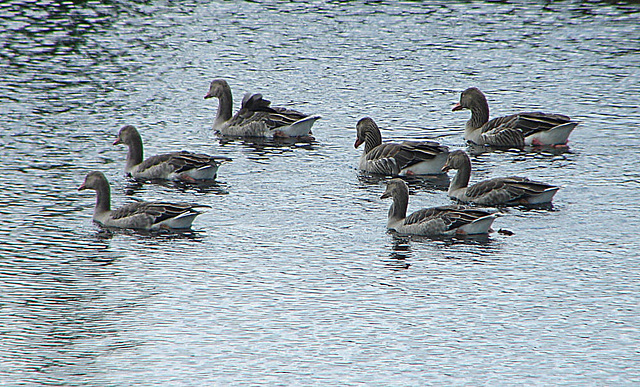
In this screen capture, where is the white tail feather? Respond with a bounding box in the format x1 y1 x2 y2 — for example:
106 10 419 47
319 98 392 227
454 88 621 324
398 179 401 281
399 151 449 175
525 122 578 145
280 115 321 137
153 212 201 229
458 215 496 235
526 187 559 204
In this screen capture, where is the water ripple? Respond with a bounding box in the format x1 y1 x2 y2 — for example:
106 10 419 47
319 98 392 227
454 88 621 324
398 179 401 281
2 0 640 385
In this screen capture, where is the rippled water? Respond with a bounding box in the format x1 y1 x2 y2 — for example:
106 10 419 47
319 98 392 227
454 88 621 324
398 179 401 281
2 0 640 384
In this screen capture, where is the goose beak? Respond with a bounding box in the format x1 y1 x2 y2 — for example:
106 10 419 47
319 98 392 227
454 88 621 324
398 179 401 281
452 103 463 111
204 93 213 99
441 164 451 173
78 183 86 191
380 191 391 199
113 137 121 145
354 138 363 148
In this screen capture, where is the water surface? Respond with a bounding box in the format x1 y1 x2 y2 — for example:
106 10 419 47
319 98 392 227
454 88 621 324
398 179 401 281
1 0 640 385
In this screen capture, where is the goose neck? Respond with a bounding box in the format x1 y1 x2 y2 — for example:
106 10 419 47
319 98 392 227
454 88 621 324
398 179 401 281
364 127 382 154
449 158 472 194
388 191 408 224
467 102 490 131
94 178 111 216
214 84 233 128
125 133 144 171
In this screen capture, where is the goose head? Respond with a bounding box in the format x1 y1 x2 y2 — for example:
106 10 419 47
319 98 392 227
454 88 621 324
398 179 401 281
380 178 409 200
354 117 380 149
441 150 469 172
452 87 487 112
78 171 109 192
113 125 141 146
204 79 230 100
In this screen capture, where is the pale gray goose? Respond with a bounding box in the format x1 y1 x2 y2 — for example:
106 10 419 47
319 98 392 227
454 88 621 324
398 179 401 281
452 87 578 148
442 150 559 206
204 79 320 138
381 178 496 236
114 125 231 181
355 117 449 176
78 171 208 230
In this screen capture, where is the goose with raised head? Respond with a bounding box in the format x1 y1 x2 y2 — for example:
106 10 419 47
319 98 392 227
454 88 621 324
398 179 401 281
355 117 449 176
381 178 496 236
442 150 559 206
452 87 578 148
114 125 231 181
78 171 209 230
204 79 321 138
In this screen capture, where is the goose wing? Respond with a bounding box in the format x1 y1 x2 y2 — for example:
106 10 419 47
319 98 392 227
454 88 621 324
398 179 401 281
479 126 525 148
111 201 209 225
364 141 447 175
466 176 554 204
405 205 493 231
404 205 453 226
166 151 231 173
228 93 310 132
480 112 573 146
133 152 230 176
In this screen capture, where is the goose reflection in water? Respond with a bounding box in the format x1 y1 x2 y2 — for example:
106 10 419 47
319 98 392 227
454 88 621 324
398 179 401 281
385 238 413 271
467 142 575 158
217 136 318 161
122 179 230 197
90 226 207 243
357 173 451 192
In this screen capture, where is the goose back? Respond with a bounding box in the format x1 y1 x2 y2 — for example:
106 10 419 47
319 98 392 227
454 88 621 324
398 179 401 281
443 150 559 206
381 179 495 236
454 87 578 147
356 117 448 176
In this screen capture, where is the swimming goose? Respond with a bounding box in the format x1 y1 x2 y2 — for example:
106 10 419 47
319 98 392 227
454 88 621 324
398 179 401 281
442 150 559 206
114 125 231 181
78 171 209 230
452 87 578 148
381 178 496 236
204 79 321 138
355 117 449 176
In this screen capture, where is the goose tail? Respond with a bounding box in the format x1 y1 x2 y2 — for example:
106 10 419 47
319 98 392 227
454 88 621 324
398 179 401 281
525 122 578 146
281 115 321 137
458 214 496 235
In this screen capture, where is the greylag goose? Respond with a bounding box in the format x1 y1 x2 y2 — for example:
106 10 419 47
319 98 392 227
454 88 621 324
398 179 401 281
355 117 449 176
204 79 321 138
452 87 578 148
114 125 231 181
381 179 496 236
442 150 559 205
78 171 208 230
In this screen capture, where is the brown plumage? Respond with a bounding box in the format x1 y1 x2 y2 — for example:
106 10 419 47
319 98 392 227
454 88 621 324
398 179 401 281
355 117 449 176
78 171 209 230
452 87 578 147
114 125 231 181
381 178 496 236
204 79 320 138
442 150 559 206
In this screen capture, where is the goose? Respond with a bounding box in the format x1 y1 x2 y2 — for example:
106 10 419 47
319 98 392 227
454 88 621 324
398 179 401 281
355 117 449 176
442 150 559 206
204 79 321 138
452 87 578 148
114 125 231 181
381 178 496 236
78 171 209 230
